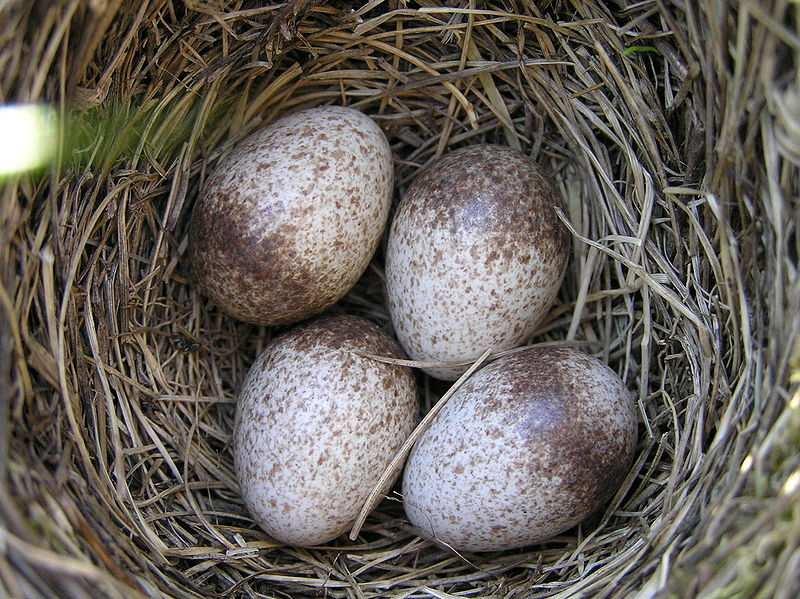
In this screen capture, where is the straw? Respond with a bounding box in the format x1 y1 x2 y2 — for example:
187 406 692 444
0 1 798 598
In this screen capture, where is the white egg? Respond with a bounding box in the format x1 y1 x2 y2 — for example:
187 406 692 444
234 315 418 546
402 347 638 552
190 106 393 325
385 145 569 380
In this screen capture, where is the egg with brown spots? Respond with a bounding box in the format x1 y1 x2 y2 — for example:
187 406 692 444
233 315 418 547
402 346 637 552
190 106 393 325
385 145 569 380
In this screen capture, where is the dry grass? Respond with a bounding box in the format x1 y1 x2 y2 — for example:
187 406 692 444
0 0 798 597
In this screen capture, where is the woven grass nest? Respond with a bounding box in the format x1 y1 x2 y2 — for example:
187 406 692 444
1 1 799 597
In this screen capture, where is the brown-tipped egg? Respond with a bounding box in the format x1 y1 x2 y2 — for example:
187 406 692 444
402 347 637 552
385 145 569 380
234 315 418 547
190 106 393 325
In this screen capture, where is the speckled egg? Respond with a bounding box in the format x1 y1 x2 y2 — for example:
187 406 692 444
233 315 417 547
385 145 569 380
402 346 637 552
190 106 393 325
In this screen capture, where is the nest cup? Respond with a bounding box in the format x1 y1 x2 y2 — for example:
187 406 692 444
2 2 799 598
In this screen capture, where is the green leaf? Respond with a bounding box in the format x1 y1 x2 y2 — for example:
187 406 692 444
623 45 660 57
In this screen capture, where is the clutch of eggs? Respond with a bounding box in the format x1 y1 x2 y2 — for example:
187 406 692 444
385 144 569 380
203 120 638 552
190 106 393 326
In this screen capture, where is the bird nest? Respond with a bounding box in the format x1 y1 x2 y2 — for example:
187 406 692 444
1 1 799 598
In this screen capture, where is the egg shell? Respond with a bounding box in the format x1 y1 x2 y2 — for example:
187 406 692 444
233 315 418 547
385 145 569 380
190 106 393 325
402 346 637 552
